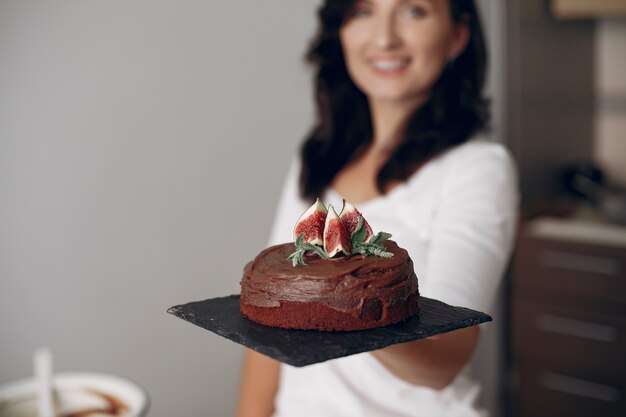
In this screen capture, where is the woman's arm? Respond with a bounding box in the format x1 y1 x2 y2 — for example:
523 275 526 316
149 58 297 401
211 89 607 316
371 326 480 389
372 143 518 388
236 349 281 417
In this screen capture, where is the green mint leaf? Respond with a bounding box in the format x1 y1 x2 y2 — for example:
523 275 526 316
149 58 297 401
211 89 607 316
368 246 394 258
353 242 371 254
287 249 306 266
353 244 368 256
369 231 392 245
302 242 329 259
293 232 329 264
353 241 394 258
351 217 367 245
294 254 307 266
290 233 329 266
295 232 305 249
288 236 308 266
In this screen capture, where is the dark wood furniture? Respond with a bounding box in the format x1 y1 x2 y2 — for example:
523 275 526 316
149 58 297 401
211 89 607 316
509 220 626 416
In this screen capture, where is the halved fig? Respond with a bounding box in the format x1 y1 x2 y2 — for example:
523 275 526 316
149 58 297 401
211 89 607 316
323 204 352 257
339 200 373 242
293 198 327 246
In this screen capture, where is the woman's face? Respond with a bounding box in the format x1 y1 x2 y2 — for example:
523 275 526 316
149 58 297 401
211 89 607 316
339 0 469 107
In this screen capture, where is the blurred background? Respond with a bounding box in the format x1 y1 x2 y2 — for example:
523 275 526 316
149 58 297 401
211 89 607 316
0 1 624 416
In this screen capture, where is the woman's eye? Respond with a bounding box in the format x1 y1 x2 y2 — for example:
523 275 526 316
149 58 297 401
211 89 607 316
403 6 427 18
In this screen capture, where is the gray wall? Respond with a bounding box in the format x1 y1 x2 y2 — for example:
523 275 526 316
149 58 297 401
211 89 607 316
0 1 318 416
0 1 505 416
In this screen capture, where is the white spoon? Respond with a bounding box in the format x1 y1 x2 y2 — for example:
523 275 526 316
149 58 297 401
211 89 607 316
34 347 55 417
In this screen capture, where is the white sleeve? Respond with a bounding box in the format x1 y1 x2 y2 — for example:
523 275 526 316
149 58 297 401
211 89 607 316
268 157 310 246
421 145 519 315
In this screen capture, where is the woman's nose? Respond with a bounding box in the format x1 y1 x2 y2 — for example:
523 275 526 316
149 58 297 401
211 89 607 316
373 15 401 49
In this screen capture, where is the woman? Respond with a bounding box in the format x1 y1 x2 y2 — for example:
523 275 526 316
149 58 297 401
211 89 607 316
237 0 518 416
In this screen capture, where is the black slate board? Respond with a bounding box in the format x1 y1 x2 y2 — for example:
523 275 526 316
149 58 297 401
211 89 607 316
167 295 491 367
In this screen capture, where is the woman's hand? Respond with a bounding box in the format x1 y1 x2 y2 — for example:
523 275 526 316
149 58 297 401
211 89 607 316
371 325 480 389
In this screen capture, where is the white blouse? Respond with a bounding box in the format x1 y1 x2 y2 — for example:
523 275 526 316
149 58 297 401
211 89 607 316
268 138 519 417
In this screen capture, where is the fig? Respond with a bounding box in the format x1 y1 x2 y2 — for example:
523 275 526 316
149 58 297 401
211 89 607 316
339 200 373 242
323 204 352 258
293 198 328 246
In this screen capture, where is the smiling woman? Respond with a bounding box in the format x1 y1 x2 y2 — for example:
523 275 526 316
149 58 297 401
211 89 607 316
236 1 518 416
299 0 489 205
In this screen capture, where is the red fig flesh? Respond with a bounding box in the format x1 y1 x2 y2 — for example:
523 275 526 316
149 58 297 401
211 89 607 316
323 204 352 257
293 198 327 246
339 200 373 242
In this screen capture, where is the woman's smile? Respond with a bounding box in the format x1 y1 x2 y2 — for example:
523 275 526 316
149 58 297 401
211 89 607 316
368 56 411 74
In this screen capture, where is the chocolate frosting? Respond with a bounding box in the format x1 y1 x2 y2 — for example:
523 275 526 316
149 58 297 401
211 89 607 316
240 240 418 318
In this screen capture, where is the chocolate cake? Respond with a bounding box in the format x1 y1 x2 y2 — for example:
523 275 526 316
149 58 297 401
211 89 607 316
239 240 419 331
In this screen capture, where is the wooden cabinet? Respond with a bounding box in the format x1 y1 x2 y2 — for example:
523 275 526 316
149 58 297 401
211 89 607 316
508 220 626 417
552 0 626 19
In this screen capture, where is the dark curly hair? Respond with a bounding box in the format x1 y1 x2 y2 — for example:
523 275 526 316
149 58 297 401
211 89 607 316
299 0 489 202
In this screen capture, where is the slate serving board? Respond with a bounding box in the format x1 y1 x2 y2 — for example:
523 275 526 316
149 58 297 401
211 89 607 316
167 295 491 367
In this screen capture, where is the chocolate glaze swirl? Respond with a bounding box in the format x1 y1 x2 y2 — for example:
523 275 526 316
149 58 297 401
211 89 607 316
240 240 418 318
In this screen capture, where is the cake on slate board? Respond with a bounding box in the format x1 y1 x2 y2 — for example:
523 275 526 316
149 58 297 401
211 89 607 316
168 198 492 366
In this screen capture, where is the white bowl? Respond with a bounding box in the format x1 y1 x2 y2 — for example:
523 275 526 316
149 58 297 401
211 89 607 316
0 372 149 417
